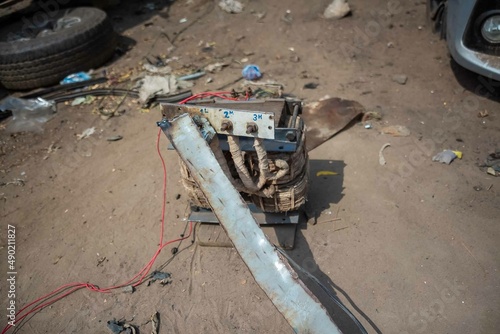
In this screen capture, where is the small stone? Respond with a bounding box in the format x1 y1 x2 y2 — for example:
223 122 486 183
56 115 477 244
392 74 408 85
487 167 497 176
122 285 135 294
324 0 351 19
303 82 319 89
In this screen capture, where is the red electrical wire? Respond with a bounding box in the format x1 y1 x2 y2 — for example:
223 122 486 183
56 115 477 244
2 91 238 334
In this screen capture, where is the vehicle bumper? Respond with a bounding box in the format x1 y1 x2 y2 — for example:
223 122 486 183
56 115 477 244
446 0 500 81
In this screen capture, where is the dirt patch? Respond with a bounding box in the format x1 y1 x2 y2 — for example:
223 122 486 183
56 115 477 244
1 0 499 333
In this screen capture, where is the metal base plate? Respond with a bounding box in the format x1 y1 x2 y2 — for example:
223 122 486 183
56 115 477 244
188 203 301 225
196 223 297 249
190 204 301 249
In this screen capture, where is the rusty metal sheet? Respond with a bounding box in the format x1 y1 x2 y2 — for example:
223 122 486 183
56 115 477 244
159 114 342 334
302 98 365 151
161 103 276 139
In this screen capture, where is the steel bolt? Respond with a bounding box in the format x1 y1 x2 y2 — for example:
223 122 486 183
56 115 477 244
285 131 296 142
220 120 233 132
246 123 258 134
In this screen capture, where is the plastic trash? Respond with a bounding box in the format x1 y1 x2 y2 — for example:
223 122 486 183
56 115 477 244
60 71 91 85
432 150 462 165
219 0 244 13
242 64 262 80
0 96 56 133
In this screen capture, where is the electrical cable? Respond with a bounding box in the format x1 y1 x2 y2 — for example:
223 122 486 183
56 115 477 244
1 90 239 334
275 246 369 334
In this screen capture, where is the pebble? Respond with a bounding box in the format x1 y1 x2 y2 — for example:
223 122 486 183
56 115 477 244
106 135 123 142
392 74 408 85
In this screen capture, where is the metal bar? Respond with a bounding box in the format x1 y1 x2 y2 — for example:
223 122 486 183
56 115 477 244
158 114 342 334
161 103 276 139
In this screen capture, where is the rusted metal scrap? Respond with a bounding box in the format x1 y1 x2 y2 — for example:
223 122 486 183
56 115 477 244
158 114 342 334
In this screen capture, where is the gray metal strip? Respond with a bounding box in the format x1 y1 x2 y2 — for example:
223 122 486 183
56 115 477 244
159 114 342 334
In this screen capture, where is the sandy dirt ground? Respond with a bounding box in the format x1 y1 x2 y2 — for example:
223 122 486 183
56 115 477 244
1 0 499 333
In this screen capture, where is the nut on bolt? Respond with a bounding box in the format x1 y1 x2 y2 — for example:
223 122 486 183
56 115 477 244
246 122 258 134
220 120 233 132
285 131 296 142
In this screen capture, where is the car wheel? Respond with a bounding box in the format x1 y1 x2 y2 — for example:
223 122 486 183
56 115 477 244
0 7 117 90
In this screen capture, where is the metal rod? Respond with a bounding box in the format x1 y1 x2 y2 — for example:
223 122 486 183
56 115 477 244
290 103 300 129
158 114 342 334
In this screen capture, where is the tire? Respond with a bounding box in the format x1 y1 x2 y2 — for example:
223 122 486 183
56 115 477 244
0 7 117 90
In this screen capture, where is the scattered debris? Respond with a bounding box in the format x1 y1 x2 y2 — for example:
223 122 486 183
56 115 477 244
324 0 351 19
473 185 482 191
281 9 293 23
364 123 372 129
178 71 206 81
107 319 137 334
151 312 160 334
171 247 178 255
60 71 91 85
107 135 123 142
43 142 61 159
302 97 365 151
303 82 319 89
205 62 227 73
252 10 266 21
149 271 171 285
481 150 500 175
478 110 489 118
138 75 193 103
97 256 106 267
318 217 342 224
218 0 244 13
242 64 262 80
179 18 187 23
381 125 410 137
1 96 56 133
432 150 462 165
379 143 391 165
362 111 382 122
143 63 172 74
77 127 96 140
0 179 25 187
392 74 408 85
316 171 338 177
71 95 96 106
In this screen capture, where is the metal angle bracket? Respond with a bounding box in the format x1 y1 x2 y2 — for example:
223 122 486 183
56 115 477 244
161 103 276 140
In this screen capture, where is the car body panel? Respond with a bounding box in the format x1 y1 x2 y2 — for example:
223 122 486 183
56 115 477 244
446 0 500 80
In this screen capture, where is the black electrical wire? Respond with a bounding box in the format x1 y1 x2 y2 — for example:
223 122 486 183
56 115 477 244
49 89 192 104
20 77 109 99
275 246 369 334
